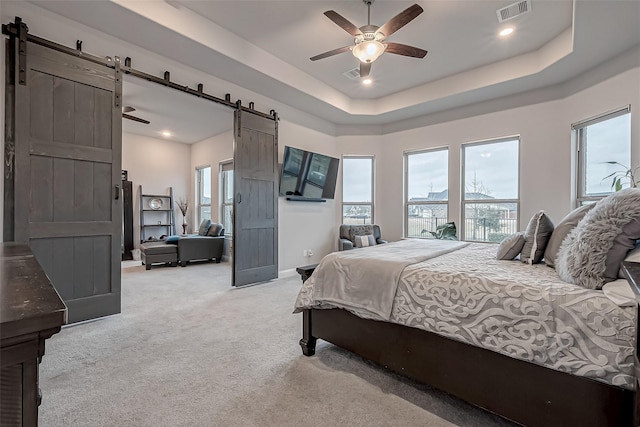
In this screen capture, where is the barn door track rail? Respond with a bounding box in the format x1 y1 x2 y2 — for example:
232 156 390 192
2 16 277 120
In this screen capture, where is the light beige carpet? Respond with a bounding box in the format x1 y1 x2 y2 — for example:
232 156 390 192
39 261 514 426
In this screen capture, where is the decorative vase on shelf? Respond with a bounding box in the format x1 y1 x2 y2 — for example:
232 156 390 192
176 197 189 236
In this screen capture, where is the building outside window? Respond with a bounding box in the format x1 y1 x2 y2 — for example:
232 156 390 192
574 106 631 205
196 166 211 225
342 156 374 225
404 148 448 238
462 138 519 242
219 161 234 236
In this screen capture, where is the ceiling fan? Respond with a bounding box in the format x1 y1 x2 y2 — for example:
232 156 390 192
122 106 150 124
310 0 428 78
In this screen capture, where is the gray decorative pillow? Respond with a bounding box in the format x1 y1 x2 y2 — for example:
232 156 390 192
544 204 595 268
348 225 374 243
557 188 640 289
521 211 554 264
198 219 212 236
496 232 525 260
207 223 223 237
354 234 377 248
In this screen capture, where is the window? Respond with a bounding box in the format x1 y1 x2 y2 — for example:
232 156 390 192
574 107 631 205
462 138 519 242
196 166 211 225
219 161 233 236
405 148 448 238
342 156 374 225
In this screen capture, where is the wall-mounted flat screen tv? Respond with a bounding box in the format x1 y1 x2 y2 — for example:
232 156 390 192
279 146 340 200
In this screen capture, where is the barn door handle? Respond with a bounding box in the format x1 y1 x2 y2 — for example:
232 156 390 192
236 193 241 204
114 185 120 200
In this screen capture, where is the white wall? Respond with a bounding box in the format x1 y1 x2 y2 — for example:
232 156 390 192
122 133 191 247
278 121 341 271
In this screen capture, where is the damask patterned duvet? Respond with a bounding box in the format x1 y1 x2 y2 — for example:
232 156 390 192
294 242 636 390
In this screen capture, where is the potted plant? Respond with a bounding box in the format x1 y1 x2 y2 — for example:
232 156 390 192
603 162 638 191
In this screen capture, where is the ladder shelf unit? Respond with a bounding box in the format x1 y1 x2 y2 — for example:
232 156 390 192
139 186 176 242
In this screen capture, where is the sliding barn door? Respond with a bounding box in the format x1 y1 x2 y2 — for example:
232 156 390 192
233 110 278 287
11 40 122 323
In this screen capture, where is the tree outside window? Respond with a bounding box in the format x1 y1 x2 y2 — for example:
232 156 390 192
462 138 519 242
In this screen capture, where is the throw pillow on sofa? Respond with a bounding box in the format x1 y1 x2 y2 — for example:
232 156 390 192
348 225 374 244
354 234 377 248
207 223 224 237
198 219 212 236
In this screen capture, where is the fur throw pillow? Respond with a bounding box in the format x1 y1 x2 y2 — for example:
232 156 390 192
556 188 640 289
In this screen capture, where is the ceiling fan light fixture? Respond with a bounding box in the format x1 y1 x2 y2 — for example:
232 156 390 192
499 27 514 37
352 40 385 63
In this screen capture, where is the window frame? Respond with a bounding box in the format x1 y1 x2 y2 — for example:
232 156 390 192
195 165 212 226
341 155 375 225
403 147 449 239
574 106 631 205
461 137 520 243
219 160 234 236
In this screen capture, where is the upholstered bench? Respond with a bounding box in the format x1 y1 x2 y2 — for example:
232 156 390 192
140 241 178 270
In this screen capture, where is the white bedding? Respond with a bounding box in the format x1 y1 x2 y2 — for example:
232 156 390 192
312 239 468 320
294 241 637 390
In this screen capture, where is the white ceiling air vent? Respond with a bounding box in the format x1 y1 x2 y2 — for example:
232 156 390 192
496 0 531 22
343 68 361 80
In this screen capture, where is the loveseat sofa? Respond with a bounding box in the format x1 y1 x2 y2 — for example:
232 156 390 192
140 220 226 270
175 220 226 266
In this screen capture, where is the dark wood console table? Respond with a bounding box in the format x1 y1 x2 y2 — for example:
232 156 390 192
1 243 66 426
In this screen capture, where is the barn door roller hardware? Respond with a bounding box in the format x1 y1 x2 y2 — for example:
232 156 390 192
2 16 28 85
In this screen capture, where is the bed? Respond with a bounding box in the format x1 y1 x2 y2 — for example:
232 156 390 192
294 189 640 426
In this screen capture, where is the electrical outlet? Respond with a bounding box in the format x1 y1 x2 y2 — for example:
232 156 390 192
303 249 308 256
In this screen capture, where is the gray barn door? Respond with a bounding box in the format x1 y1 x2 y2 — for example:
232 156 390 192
12 41 122 323
232 110 278 287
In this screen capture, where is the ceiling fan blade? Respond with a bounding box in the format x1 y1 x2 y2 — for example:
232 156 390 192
122 106 136 113
310 45 352 61
360 62 371 78
122 113 150 124
384 43 428 59
324 10 362 37
377 4 423 39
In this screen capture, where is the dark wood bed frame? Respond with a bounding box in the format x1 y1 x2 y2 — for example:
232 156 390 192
299 262 640 426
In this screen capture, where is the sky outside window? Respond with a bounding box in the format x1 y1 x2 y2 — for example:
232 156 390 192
343 158 372 202
464 140 518 199
583 114 631 195
407 149 448 200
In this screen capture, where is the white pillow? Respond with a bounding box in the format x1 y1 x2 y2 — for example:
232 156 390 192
355 234 377 248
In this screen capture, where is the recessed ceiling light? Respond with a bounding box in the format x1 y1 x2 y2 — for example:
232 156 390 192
161 131 172 137
499 27 514 37
362 78 372 85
